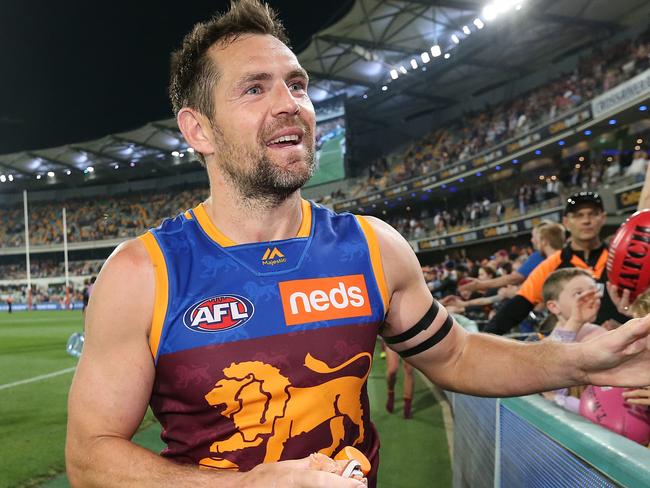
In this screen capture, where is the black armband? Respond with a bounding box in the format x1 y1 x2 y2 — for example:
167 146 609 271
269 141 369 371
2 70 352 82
384 300 454 358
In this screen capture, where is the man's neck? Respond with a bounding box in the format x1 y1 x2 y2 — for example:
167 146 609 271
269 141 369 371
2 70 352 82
203 171 305 245
541 244 559 258
570 237 601 257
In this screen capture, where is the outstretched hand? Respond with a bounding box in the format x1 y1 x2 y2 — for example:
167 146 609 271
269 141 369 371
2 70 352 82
458 278 479 293
606 282 633 318
578 314 650 388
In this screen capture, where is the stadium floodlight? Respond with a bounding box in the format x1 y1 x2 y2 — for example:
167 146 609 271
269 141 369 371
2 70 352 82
515 3 523 10
399 65 407 74
473 18 485 29
171 150 180 157
362 94 368 99
390 69 398 80
0 175 6 183
451 34 460 44
187 147 195 153
584 130 592 136
410 58 418 69
638 139 644 144
36 174 42 180
179 152 185 158
47 171 55 177
113 163 119 170
482 4 498 21
608 119 617 125
635 145 641 151
462 25 471 35
65 169 72 175
444 53 451 59
8 174 13 182
86 166 94 173
493 0 520 13
640 105 648 112
430 45 442 57
130 161 136 167
420 51 431 63
381 85 388 91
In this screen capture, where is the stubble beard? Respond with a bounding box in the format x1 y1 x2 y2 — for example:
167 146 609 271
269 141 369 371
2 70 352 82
212 124 317 208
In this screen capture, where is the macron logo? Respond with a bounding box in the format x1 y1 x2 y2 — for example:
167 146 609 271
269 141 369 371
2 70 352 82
278 275 372 326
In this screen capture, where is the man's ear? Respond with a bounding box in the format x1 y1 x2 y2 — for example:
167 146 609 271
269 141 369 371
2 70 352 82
546 300 561 316
177 108 215 157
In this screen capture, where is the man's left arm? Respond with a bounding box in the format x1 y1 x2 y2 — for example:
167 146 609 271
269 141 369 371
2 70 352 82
366 217 650 396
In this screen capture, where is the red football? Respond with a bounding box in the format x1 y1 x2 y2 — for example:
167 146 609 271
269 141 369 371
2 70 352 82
607 209 650 302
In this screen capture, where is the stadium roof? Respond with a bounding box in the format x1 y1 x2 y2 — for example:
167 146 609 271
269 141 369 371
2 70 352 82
2 0 649 191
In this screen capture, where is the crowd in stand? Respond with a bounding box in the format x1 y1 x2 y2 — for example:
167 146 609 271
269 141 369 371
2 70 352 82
0 259 103 280
330 27 650 202
0 187 206 247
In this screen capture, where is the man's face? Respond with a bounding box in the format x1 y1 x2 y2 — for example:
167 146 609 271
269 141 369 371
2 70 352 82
531 228 541 251
551 275 600 320
206 34 316 201
563 205 605 243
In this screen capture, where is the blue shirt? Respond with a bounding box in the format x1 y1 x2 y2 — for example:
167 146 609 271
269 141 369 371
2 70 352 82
517 251 544 278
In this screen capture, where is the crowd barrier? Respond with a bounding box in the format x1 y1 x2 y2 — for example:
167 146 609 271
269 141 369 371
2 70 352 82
450 393 650 487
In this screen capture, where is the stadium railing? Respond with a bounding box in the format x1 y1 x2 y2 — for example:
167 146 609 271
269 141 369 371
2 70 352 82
450 392 650 487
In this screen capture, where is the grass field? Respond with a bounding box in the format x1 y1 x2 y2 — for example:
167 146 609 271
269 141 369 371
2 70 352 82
306 132 346 187
0 311 451 487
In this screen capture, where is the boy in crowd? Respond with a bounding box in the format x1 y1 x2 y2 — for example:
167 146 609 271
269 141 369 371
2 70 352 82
540 268 606 411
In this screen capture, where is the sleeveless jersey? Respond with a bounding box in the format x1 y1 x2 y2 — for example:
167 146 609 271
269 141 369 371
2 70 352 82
139 199 388 481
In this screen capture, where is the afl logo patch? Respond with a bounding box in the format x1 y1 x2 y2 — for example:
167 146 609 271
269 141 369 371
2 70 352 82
183 295 255 332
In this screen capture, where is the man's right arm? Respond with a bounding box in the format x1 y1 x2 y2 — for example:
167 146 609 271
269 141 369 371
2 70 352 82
65 239 363 488
459 272 524 293
484 252 560 335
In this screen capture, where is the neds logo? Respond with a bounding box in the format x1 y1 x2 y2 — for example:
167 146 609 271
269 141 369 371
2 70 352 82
183 294 254 332
279 275 371 326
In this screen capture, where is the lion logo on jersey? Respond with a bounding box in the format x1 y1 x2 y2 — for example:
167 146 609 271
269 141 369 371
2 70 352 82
198 351 372 470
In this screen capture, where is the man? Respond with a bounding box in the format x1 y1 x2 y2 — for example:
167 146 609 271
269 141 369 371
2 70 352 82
66 2 650 487
485 192 627 335
459 221 565 294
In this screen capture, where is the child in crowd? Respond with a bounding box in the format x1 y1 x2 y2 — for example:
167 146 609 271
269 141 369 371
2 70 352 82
540 268 605 412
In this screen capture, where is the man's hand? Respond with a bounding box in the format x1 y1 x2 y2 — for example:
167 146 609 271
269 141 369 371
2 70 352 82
606 282 633 318
458 278 479 293
243 455 367 487
622 387 650 406
564 288 600 332
578 314 650 387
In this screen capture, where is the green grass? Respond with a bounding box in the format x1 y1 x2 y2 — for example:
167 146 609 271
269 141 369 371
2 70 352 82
306 133 346 187
1 311 451 487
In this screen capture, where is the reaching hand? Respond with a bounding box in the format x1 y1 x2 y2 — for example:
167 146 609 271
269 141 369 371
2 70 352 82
440 295 462 306
458 278 479 293
606 282 633 318
622 387 650 406
565 288 600 331
578 314 650 388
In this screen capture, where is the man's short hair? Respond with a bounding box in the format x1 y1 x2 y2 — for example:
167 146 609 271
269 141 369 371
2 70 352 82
542 268 593 303
538 222 566 251
169 0 289 121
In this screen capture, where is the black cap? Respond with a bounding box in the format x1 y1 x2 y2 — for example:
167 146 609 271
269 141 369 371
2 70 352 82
564 191 604 215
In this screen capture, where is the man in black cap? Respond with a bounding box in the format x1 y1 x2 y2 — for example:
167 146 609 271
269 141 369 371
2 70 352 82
485 191 627 334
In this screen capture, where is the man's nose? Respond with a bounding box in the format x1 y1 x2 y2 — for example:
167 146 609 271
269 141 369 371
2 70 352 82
271 83 300 117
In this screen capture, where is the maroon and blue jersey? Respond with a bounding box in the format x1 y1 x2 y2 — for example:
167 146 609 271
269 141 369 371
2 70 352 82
138 199 388 483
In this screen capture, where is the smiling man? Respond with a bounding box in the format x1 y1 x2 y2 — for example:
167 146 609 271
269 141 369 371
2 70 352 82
65 2 650 487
